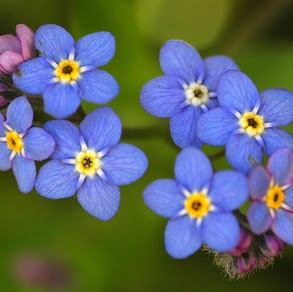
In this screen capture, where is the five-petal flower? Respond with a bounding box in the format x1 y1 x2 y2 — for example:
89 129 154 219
143 147 248 258
0 96 55 193
140 40 238 148
247 147 293 244
12 24 119 118
35 107 148 220
197 70 293 173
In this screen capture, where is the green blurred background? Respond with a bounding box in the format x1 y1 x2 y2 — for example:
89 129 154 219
1 0 293 290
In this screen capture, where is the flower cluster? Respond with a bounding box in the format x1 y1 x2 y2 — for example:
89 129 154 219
0 24 147 221
1 22 293 279
141 40 293 277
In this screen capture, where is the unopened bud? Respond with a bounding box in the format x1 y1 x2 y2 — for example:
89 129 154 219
234 252 257 275
260 234 285 258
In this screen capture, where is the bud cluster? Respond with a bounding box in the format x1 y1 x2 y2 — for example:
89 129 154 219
210 226 285 279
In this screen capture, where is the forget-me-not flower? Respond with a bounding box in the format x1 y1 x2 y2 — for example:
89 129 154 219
12 24 119 118
143 147 248 258
0 96 55 193
197 70 293 173
35 107 148 220
140 40 238 148
248 147 293 244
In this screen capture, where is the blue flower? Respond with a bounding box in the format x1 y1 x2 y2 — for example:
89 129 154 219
140 40 238 148
197 70 293 173
247 147 293 244
143 147 248 258
12 24 119 118
0 96 55 193
35 107 148 220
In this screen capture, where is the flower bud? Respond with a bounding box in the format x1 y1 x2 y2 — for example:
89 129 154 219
260 234 285 258
0 24 36 74
234 252 257 275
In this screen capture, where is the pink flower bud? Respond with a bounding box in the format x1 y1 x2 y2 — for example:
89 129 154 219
228 228 252 257
0 24 35 74
235 252 257 275
260 234 285 258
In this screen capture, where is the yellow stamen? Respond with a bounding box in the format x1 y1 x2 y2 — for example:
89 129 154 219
266 185 285 209
6 131 23 153
75 150 101 177
55 60 80 83
185 193 210 218
239 112 264 136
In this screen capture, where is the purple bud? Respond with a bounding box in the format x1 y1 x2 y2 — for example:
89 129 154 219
229 228 252 257
235 252 257 275
0 24 35 74
260 234 285 258
0 82 7 106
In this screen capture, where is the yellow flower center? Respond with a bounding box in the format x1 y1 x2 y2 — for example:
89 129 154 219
75 150 101 177
239 112 264 136
185 193 210 218
6 131 23 153
55 60 80 83
266 185 285 209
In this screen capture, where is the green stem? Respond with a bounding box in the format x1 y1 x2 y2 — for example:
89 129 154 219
208 149 225 161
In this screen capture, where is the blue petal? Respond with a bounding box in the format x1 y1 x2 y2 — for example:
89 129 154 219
267 147 293 187
12 57 53 94
75 32 115 67
259 89 293 126
249 165 271 199
35 161 79 199
0 113 6 135
202 212 240 252
43 83 81 118
217 70 259 113
101 143 148 185
160 40 204 84
272 208 293 244
208 170 248 211
0 142 11 171
247 202 272 234
143 179 185 218
226 134 263 174
80 107 121 152
6 96 33 133
140 76 186 118
44 120 81 160
206 97 219 110
77 175 120 221
165 216 202 259
170 106 203 148
262 128 293 156
78 69 119 104
35 24 74 61
12 154 36 193
284 185 293 208
197 108 238 146
203 56 239 92
23 127 55 161
174 147 213 192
